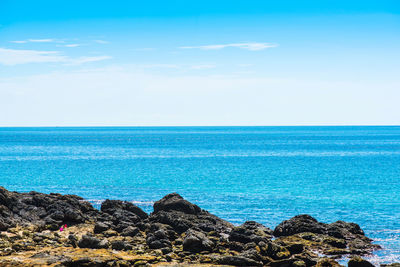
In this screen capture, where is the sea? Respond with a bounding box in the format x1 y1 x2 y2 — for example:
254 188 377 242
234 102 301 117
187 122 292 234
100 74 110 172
0 126 399 264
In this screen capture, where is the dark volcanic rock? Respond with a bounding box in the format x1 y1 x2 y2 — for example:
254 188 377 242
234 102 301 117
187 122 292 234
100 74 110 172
327 220 364 239
153 193 201 214
150 193 234 234
229 220 273 244
93 221 110 234
121 225 139 237
78 235 109 249
0 186 98 230
146 226 172 249
111 240 132 251
348 256 375 267
100 199 148 233
315 258 343 267
0 187 388 266
183 229 214 252
273 214 379 254
274 214 326 237
101 199 148 220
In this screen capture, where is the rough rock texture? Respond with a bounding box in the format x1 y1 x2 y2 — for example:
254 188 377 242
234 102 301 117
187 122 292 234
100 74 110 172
183 229 214 252
0 187 393 266
150 193 234 235
0 187 98 231
229 221 273 244
348 256 375 267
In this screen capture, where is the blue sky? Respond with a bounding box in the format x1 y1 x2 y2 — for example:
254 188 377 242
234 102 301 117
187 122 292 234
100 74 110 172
0 0 399 126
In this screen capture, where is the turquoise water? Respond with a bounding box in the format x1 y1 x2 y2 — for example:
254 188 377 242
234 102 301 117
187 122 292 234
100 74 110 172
0 126 399 264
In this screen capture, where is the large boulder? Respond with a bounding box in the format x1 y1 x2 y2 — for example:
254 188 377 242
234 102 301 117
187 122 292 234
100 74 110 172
101 199 148 220
274 215 370 241
153 193 201 214
274 215 380 258
348 256 374 267
150 193 233 234
0 187 99 230
183 229 214 252
78 235 109 249
327 220 364 239
100 199 148 233
229 221 273 244
273 215 326 237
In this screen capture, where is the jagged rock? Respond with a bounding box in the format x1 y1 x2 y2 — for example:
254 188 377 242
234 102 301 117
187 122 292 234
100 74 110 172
68 234 78 248
285 242 304 254
100 200 148 233
121 225 139 237
111 240 132 251
150 193 234 234
101 199 148 220
146 223 177 240
315 258 343 266
323 236 347 248
153 193 201 214
274 215 326 237
146 228 172 249
183 229 214 252
229 220 273 244
228 241 245 252
0 187 98 230
77 235 109 249
348 256 375 267
93 221 110 234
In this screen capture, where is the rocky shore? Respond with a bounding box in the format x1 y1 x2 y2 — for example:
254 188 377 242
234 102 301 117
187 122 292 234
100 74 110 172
0 187 397 267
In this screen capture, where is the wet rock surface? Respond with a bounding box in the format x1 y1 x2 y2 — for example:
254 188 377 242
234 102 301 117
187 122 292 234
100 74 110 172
0 186 393 266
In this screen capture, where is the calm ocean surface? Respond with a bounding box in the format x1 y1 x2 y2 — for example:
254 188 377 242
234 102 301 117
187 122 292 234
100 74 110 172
0 126 399 264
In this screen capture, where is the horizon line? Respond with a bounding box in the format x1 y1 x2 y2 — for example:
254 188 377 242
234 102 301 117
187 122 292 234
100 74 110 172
0 125 399 128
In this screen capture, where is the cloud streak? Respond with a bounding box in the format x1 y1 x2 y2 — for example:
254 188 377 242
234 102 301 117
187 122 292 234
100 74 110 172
62 44 81 48
94 40 109 44
0 48 111 66
180 42 278 51
11 39 57 44
65 56 113 65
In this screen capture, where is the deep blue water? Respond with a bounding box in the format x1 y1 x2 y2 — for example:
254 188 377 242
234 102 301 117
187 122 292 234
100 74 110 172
0 126 399 264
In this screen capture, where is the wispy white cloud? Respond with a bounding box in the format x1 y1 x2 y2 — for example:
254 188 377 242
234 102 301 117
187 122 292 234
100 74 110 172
11 39 57 44
28 39 56 43
0 48 66 65
10 40 28 44
65 56 113 65
180 42 278 51
94 40 109 44
0 48 111 66
62 44 81 48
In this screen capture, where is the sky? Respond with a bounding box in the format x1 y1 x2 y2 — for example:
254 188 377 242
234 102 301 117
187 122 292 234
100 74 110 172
0 0 399 126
